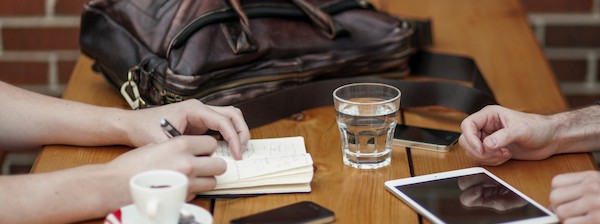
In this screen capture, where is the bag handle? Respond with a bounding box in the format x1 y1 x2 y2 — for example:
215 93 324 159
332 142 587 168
288 0 340 38
168 0 369 55
229 0 340 37
227 0 342 53
227 0 260 53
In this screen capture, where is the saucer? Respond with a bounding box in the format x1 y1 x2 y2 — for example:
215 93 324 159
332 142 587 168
105 203 213 224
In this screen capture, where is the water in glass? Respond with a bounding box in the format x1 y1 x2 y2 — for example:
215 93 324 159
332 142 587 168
336 97 398 169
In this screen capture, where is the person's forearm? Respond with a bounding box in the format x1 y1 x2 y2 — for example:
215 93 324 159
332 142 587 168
0 81 132 150
0 164 129 223
550 105 600 154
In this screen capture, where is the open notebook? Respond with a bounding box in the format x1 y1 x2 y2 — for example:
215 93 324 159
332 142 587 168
199 136 314 195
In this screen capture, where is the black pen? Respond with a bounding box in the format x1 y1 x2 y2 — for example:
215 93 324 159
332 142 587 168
160 119 182 138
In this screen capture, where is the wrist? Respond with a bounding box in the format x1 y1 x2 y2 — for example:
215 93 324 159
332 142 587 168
547 112 570 154
43 163 129 221
85 163 131 216
548 105 600 154
105 108 135 146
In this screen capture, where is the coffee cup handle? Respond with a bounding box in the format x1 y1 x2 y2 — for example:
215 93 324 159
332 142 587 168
146 199 159 218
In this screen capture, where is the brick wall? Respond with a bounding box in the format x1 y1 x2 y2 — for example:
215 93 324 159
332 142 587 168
0 0 86 174
522 0 600 108
0 0 86 97
0 0 599 107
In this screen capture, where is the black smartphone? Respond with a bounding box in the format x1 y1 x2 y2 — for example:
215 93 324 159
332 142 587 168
393 125 461 152
229 201 335 224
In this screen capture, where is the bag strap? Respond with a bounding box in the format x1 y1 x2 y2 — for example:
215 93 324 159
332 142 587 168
234 51 497 128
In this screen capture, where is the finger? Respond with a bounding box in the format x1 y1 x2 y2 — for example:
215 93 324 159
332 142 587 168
189 156 227 177
482 127 515 150
564 215 592 224
169 135 218 156
564 211 600 224
475 154 510 166
551 172 600 213
188 107 244 160
188 176 218 194
208 105 251 145
460 133 497 161
552 171 594 189
460 106 506 154
489 147 512 162
459 134 481 158
483 157 511 166
465 150 506 166
499 147 512 158
465 153 509 166
460 120 485 155
462 141 510 166
555 197 591 221
461 106 494 135
459 133 485 156
186 193 196 202
550 184 584 212
164 137 227 176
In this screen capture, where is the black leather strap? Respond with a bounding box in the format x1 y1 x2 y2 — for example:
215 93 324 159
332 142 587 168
234 51 497 128
409 51 494 99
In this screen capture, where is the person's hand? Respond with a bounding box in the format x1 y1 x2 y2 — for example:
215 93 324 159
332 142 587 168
458 174 527 211
550 171 600 223
459 105 558 166
124 99 250 160
106 135 226 201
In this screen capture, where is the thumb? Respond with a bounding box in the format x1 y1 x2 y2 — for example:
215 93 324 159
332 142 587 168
483 128 517 151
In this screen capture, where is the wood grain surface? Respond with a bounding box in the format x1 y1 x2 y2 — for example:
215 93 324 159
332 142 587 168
31 0 595 223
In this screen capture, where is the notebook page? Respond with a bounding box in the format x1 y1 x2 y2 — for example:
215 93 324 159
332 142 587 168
213 136 307 160
216 153 313 184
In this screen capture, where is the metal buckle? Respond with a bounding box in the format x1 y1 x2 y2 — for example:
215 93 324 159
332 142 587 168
120 67 147 109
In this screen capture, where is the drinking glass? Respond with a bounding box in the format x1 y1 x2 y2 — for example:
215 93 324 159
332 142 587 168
333 83 401 169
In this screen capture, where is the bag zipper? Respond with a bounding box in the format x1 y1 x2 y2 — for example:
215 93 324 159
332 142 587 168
156 46 414 104
154 0 412 105
166 0 373 56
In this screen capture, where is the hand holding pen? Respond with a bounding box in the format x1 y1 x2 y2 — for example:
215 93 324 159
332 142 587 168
161 119 182 138
160 119 246 160
161 118 224 139
156 102 250 160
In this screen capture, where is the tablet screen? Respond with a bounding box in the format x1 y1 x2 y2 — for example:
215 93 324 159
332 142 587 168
388 170 556 224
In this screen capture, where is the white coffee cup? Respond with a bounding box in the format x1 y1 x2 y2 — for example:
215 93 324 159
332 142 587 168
129 170 189 224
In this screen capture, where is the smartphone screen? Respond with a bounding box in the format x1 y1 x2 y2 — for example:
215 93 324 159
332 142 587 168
393 125 461 152
229 201 335 224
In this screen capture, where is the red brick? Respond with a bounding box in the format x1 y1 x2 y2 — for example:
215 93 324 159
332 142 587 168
0 62 48 85
549 60 587 82
2 27 80 51
58 61 77 83
546 26 600 47
55 0 90 16
0 0 45 16
520 0 593 13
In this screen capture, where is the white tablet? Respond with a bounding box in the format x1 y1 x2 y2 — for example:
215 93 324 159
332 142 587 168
384 167 558 224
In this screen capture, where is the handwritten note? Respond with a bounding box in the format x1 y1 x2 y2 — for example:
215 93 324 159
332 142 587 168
200 136 314 194
213 136 307 160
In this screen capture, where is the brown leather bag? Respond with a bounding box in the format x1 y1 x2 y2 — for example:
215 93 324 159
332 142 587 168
80 0 432 106
80 0 496 127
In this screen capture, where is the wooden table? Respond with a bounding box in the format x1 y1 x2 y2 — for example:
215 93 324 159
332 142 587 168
32 0 596 223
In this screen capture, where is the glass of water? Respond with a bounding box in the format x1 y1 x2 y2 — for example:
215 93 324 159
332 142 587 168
333 83 401 169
